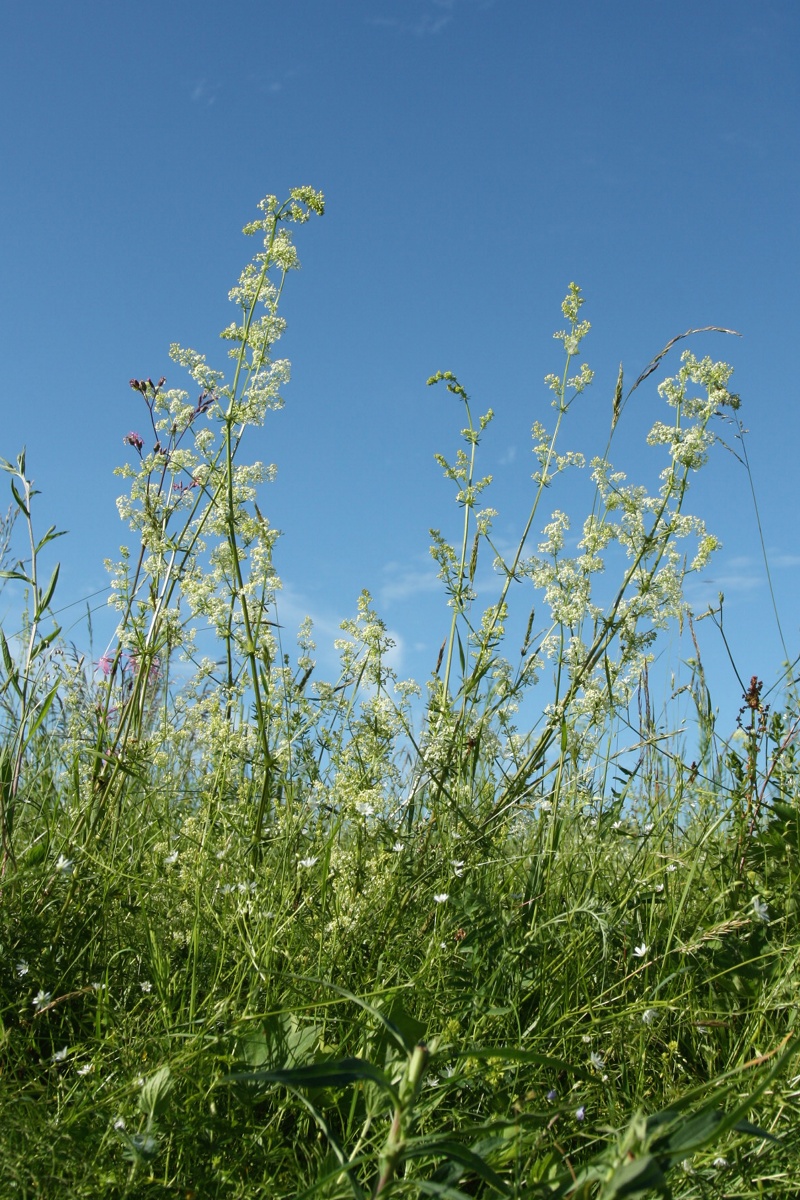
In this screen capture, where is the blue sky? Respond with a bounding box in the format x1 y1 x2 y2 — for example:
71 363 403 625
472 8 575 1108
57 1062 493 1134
1 0 798 734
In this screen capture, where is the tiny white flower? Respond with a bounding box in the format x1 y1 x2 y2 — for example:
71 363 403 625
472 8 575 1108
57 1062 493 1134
713 1157 729 1169
751 896 769 922
433 893 449 904
641 1008 657 1025
164 851 179 866
298 856 318 868
581 1034 592 1044
392 841 404 852
654 883 664 892
452 861 465 876
611 820 622 830
52 1046 69 1063
32 989 51 1011
667 863 677 872
114 1117 126 1131
590 1051 604 1071
139 981 152 993
77 1063 93 1076
633 943 648 958
55 854 74 875
16 960 29 978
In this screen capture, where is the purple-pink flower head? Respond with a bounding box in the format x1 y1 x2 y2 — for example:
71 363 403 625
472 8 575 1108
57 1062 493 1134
97 654 114 676
123 431 144 455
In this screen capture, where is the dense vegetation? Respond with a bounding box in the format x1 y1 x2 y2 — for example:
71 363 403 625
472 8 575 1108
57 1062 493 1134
1 189 798 1198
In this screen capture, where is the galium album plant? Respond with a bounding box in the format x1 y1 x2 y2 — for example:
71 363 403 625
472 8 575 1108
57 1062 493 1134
0 188 797 1198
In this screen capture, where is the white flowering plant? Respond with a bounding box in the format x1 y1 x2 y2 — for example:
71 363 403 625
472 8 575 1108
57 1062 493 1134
0 191 797 1198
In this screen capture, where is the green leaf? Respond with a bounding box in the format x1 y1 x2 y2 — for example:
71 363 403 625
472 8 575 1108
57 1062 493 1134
21 681 60 749
9 480 29 517
655 1107 724 1158
733 1118 780 1143
228 1056 396 1097
452 1046 587 1079
0 629 21 697
34 524 67 553
600 1154 669 1199
37 563 60 614
375 998 427 1056
138 1065 174 1119
30 625 62 661
404 1137 512 1196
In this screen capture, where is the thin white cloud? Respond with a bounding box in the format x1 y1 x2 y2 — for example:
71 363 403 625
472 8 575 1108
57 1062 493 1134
379 561 440 604
190 79 217 106
368 0 495 37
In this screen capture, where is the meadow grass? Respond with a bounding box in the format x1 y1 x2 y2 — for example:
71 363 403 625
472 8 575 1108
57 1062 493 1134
1 189 798 1198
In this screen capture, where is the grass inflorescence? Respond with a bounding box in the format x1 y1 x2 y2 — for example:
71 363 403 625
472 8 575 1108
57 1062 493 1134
0 189 798 1198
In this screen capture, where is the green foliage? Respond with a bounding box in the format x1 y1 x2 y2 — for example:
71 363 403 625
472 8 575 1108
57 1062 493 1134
0 190 798 1197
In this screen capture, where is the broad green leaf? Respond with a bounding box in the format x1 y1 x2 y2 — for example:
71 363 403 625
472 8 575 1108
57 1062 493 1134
599 1154 668 1199
229 1055 396 1097
138 1065 174 1119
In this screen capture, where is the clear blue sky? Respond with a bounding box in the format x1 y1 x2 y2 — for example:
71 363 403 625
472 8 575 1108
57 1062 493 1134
1 0 798 734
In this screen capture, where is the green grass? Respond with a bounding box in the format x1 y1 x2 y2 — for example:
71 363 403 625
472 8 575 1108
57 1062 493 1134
0 188 798 1197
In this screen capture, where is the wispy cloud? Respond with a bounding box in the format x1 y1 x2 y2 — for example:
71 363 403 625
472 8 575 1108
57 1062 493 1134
189 79 219 107
368 0 495 38
379 559 440 604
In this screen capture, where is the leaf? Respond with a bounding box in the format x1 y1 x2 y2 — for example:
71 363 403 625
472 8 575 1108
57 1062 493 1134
34 524 67 553
238 1027 276 1069
375 998 427 1057
0 629 21 697
21 681 60 750
654 1107 724 1158
453 1045 587 1079
37 563 60 614
404 1137 512 1196
228 1055 396 1097
30 625 62 661
733 1118 780 1144
138 1065 174 1119
600 1154 669 1199
611 362 623 432
9 480 29 517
